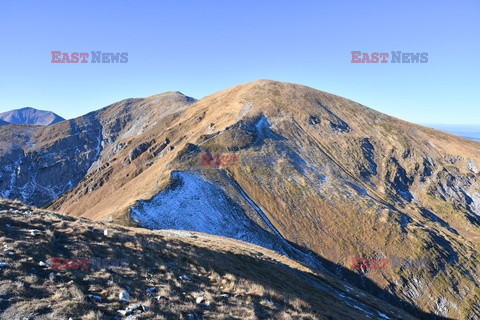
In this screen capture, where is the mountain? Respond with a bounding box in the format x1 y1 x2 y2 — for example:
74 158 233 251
0 92 195 206
0 107 64 125
0 198 417 319
0 119 9 126
0 80 479 318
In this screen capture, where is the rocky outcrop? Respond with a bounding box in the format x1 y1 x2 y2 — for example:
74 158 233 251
0 115 102 207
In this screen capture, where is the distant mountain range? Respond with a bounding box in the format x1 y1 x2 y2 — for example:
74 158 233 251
424 124 480 141
0 81 479 319
0 107 64 125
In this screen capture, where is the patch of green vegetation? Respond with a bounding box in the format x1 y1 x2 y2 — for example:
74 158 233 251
50 212 75 221
41 200 54 209
461 287 480 320
271 88 281 97
444 164 460 174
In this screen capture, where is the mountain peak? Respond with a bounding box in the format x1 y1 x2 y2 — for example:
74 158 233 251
146 91 197 104
0 107 65 126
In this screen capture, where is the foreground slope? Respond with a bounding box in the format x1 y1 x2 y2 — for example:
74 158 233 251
0 199 416 319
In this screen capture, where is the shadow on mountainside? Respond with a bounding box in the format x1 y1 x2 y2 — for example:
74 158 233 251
0 209 455 320
277 238 454 320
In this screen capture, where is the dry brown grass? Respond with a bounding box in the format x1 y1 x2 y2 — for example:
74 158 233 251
0 200 417 319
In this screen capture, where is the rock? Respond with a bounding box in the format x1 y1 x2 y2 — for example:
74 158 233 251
117 310 127 316
119 291 130 301
195 295 204 304
126 304 141 312
129 141 153 162
261 299 274 307
119 304 148 316
87 294 102 302
468 160 479 174
29 229 41 236
155 295 168 301
146 287 157 296
435 295 450 316
308 115 321 125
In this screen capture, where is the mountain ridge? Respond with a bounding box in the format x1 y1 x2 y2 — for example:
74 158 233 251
0 80 479 318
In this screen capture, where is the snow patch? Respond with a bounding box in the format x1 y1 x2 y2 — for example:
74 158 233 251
1 157 22 198
131 172 280 249
467 160 478 174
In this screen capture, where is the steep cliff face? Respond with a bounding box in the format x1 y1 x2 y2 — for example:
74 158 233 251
0 115 102 206
0 93 195 208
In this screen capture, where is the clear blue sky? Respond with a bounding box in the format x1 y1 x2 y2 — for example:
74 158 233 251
0 0 478 124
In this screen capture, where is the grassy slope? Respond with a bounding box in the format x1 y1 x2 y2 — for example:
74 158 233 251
0 199 417 319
